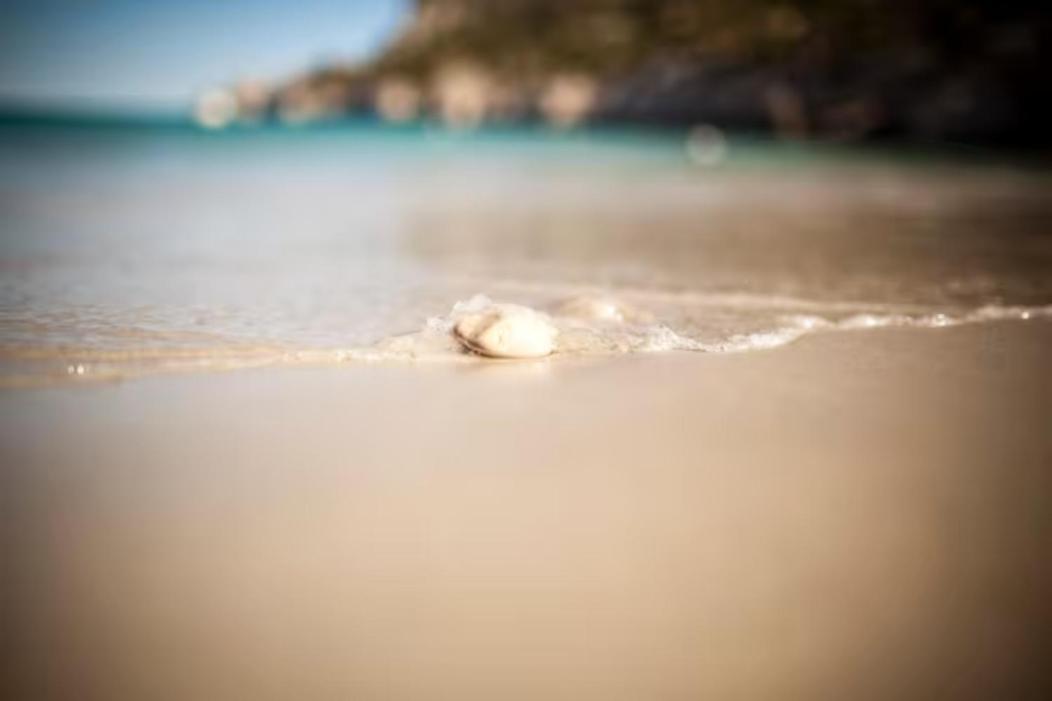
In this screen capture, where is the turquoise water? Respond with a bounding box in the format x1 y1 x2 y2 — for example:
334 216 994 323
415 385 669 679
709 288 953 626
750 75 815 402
1 117 1051 384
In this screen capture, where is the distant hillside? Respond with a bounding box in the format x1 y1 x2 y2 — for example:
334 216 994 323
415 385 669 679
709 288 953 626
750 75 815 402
199 0 1050 145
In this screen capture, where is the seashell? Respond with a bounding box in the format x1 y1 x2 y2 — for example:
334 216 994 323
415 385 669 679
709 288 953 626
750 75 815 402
453 304 557 359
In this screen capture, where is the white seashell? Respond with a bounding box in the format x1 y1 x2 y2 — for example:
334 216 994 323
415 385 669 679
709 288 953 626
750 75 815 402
554 295 652 324
453 304 558 359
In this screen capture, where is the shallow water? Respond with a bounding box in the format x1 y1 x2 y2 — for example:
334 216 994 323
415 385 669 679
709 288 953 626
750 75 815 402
1 118 1051 384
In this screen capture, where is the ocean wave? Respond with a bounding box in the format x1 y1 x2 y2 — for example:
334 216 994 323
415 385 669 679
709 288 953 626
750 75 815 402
1 296 1050 387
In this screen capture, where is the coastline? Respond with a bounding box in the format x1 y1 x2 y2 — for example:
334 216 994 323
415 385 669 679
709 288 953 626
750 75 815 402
3 320 1050 699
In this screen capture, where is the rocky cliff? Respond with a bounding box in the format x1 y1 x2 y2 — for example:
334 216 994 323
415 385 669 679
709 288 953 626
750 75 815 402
201 1 1050 145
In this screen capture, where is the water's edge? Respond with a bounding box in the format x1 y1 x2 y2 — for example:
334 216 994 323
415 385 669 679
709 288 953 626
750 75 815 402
3 295 1049 389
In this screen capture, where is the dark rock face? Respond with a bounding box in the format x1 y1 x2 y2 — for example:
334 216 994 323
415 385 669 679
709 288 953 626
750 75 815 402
594 52 1038 144
266 0 1050 145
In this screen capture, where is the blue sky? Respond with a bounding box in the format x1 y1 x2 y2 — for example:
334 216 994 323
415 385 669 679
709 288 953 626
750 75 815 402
0 0 409 110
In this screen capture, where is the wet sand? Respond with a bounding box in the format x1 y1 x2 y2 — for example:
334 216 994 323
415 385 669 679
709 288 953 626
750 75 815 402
2 321 1050 700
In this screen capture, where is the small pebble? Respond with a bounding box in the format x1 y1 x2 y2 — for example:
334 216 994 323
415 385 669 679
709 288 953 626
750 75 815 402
453 304 557 359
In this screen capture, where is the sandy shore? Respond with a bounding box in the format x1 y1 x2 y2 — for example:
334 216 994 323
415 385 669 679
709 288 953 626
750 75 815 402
2 321 1050 700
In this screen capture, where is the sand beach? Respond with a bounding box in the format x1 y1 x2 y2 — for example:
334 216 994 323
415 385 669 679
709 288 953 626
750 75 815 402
3 320 1050 699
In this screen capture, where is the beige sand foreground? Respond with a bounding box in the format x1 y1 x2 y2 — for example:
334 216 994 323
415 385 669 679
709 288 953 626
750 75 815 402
2 322 1050 700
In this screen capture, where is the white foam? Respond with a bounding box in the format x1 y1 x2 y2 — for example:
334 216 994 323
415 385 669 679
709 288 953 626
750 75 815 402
5 298 1051 386
346 299 1052 360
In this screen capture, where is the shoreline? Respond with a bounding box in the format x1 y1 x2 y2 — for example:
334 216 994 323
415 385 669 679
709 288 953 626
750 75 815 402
2 312 1049 390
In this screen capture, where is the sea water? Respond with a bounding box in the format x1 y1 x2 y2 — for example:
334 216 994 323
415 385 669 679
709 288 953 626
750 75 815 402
1 117 1050 384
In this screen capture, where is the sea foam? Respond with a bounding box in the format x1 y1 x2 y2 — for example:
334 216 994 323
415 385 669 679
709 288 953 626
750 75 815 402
3 294 1051 386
